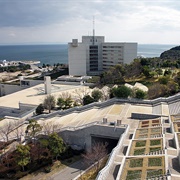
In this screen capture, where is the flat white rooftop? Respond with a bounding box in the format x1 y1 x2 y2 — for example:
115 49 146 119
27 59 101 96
0 83 91 108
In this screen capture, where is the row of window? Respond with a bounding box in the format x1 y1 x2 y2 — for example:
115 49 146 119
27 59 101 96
103 50 121 52
103 46 122 48
103 57 123 60
103 53 122 56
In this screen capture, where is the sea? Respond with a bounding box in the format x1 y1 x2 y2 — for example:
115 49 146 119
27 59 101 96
0 44 178 66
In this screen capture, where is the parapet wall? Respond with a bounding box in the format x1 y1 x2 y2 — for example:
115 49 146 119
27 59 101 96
131 113 161 120
33 93 180 121
59 124 126 150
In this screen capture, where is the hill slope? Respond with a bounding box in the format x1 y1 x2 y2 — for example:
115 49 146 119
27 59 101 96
160 46 180 59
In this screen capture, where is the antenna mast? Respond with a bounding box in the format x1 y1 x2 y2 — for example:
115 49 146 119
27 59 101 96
93 16 95 45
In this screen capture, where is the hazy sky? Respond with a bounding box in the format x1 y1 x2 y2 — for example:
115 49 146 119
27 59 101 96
0 0 180 45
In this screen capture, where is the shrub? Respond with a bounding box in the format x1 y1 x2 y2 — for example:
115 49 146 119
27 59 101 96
111 85 132 98
135 89 147 99
35 104 44 115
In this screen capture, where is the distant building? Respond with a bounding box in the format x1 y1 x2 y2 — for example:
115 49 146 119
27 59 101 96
0 60 8 66
68 35 137 76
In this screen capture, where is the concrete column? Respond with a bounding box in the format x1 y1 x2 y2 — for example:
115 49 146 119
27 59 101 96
44 76 51 94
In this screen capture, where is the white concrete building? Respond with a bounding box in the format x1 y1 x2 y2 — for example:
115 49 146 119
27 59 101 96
68 35 137 76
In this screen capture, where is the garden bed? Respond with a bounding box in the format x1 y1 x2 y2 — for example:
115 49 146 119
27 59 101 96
129 158 143 167
129 139 163 156
134 148 145 155
135 141 146 147
148 157 162 166
121 156 165 180
126 170 142 180
135 127 162 139
150 139 161 146
146 169 163 179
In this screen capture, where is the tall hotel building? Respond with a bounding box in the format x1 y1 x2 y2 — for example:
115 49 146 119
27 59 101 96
68 35 137 76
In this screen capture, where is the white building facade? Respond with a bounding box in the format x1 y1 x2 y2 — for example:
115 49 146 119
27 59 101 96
68 35 137 76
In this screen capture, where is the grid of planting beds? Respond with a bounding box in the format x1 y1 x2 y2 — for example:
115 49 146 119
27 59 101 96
121 156 165 180
138 119 161 128
129 138 163 156
135 127 162 139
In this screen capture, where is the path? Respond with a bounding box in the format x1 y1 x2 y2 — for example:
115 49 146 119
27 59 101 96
52 159 89 180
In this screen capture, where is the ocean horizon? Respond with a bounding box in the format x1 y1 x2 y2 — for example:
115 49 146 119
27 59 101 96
0 44 178 66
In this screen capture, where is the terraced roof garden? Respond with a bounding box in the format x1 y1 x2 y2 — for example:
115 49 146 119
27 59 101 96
139 119 161 128
129 138 163 156
135 127 162 139
121 156 165 180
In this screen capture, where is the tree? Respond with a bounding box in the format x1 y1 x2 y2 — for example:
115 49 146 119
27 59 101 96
111 85 132 98
135 89 147 99
155 68 163 76
164 69 172 76
125 60 143 79
82 142 108 171
42 122 60 135
100 65 125 84
0 121 13 142
43 95 56 113
159 76 169 85
57 97 65 109
91 89 103 102
11 121 24 142
174 72 180 86
26 119 42 142
48 133 66 160
166 81 179 96
16 144 30 171
64 96 73 109
35 104 44 115
148 83 167 99
142 66 151 78
83 95 95 105
57 93 73 110
42 63 46 68
73 87 91 105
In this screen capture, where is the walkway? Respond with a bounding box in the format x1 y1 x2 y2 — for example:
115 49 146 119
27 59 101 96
52 159 89 180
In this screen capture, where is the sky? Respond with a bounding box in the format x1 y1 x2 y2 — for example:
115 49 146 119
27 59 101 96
0 0 180 45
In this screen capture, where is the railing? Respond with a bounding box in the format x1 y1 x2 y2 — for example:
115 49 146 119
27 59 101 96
31 93 180 121
96 125 129 180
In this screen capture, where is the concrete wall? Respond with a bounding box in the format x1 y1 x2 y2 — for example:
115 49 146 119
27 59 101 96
68 43 87 76
0 79 43 97
0 84 25 96
59 125 125 150
20 79 43 87
131 113 161 120
123 43 138 64
82 36 105 44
